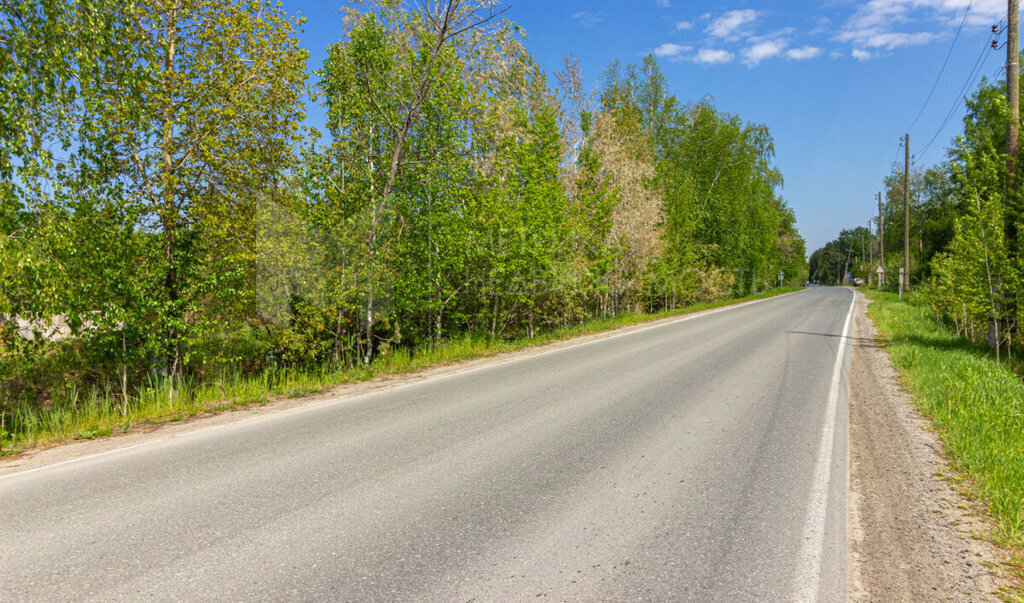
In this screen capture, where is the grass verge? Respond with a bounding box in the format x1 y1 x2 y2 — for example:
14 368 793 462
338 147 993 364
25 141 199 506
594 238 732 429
1 287 800 456
865 289 1024 556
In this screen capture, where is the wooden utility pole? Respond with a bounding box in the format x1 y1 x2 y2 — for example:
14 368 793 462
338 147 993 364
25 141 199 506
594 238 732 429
903 133 910 298
868 220 874 265
844 247 854 285
835 249 841 286
1009 0 1019 197
876 191 884 288
995 0 1019 349
878 192 884 265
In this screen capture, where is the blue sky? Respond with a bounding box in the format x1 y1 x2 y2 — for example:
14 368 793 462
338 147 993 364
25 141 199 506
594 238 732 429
290 0 1009 256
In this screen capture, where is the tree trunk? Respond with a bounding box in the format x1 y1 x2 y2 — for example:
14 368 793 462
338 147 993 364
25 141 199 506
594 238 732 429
160 4 181 387
490 296 499 339
435 306 442 346
363 292 374 365
120 330 129 417
332 310 345 370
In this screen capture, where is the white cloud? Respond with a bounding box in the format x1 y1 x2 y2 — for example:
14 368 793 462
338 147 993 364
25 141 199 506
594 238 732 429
676 20 694 30
571 11 601 28
836 27 935 49
654 43 691 57
836 0 1001 52
742 39 788 66
747 27 796 44
852 48 873 60
787 45 823 60
655 0 670 7
693 48 735 64
957 0 1004 27
706 9 759 40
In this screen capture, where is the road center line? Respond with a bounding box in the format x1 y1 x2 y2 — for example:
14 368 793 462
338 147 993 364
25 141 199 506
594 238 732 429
793 289 856 601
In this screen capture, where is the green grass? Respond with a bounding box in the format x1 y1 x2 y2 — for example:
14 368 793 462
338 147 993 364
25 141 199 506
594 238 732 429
865 289 1024 553
0 287 800 456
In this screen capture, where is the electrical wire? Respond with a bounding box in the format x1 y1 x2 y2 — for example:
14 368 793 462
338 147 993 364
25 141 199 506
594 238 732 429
907 0 974 133
916 25 1000 162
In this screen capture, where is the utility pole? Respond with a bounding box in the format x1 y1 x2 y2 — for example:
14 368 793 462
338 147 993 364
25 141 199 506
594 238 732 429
998 0 1020 348
1009 0 1019 199
835 248 841 286
844 246 854 285
903 133 910 299
868 220 874 265
878 191 884 271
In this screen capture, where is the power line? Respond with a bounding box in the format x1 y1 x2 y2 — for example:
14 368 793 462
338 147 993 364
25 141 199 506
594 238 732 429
917 26 999 161
907 0 974 133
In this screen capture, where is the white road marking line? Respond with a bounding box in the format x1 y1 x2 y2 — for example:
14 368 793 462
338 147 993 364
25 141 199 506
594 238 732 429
793 288 856 601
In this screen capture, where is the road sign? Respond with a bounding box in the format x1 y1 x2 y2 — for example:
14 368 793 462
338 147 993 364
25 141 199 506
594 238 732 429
876 266 885 274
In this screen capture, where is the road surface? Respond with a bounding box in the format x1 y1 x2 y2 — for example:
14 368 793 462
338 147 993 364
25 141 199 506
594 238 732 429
0 287 855 601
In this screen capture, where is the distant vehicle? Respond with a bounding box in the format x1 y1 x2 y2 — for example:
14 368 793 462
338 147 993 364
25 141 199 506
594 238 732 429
852 278 866 287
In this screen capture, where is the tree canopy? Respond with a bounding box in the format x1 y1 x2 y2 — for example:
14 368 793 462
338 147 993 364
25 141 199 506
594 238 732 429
1 0 807 421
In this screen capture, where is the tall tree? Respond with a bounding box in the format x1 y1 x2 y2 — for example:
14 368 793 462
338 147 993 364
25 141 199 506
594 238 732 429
319 0 509 362
1 0 308 386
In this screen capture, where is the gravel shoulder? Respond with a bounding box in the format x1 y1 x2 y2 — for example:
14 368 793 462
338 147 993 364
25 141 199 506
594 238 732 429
848 291 1018 601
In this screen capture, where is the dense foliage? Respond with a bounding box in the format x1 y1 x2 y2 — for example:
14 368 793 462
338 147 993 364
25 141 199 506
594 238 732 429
0 0 805 419
810 69 1024 356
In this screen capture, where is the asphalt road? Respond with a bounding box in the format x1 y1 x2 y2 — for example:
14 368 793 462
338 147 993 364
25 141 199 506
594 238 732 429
0 287 856 601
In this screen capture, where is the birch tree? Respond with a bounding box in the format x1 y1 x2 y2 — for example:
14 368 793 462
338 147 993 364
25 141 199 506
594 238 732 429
318 0 510 362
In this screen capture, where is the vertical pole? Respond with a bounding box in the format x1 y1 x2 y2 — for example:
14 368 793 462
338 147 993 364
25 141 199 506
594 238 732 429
844 248 852 286
1002 0 1019 347
903 133 911 296
878 192 885 288
1008 0 1019 198
878 191 884 268
868 220 874 265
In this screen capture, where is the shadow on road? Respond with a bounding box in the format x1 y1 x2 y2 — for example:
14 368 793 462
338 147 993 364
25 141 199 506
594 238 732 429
786 331 881 349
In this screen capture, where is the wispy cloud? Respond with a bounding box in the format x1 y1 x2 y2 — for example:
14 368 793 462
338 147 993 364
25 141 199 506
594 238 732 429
649 7 833 68
693 48 735 64
808 16 831 37
956 0 1003 27
836 0 1000 52
852 48 873 61
742 38 788 67
571 11 601 28
706 9 759 40
787 45 823 60
748 27 796 44
837 27 935 49
654 43 691 58
655 0 670 7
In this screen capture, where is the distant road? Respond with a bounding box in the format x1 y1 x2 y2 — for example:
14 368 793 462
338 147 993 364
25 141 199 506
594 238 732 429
0 287 855 601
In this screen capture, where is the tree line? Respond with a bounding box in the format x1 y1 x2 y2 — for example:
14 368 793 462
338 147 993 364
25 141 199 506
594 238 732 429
809 67 1024 356
808 160 956 287
0 0 805 411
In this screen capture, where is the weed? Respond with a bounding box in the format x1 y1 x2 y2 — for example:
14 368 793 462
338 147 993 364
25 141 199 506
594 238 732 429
866 290 1024 550
2 287 800 457
75 428 110 440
